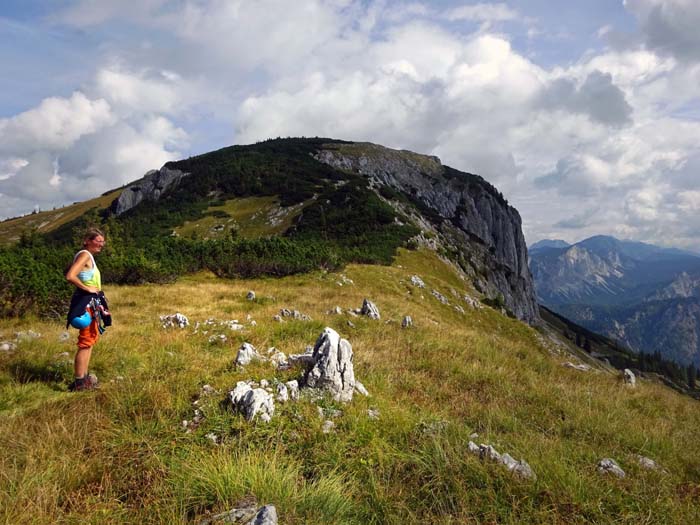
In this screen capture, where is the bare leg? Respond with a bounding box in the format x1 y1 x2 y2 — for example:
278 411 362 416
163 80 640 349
74 346 93 378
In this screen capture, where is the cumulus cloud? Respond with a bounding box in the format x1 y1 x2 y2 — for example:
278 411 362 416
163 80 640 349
625 0 700 61
2 0 700 251
538 71 633 126
0 92 114 153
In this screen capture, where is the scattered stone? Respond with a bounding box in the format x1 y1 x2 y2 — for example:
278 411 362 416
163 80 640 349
360 299 381 320
246 291 256 301
431 290 449 305
160 313 189 329
236 343 262 366
467 441 536 480
199 504 278 525
58 331 70 342
287 347 316 367
273 315 283 322
15 330 41 341
347 320 355 328
598 458 626 478
250 320 257 327
56 351 70 359
229 381 275 423
469 432 479 439
564 362 591 372
286 380 299 401
303 327 356 402
637 455 662 471
354 381 369 397
339 274 354 285
269 350 288 368
221 320 245 331
201 384 217 396
276 383 289 403
367 408 380 419
464 295 483 309
260 379 269 388
209 334 228 344
205 432 220 445
327 306 343 315
279 308 311 321
454 305 465 314
347 310 358 317
322 420 335 434
410 275 425 288
401 316 413 328
0 341 17 352
623 369 636 387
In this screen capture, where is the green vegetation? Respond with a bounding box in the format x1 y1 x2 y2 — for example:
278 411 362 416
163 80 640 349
0 139 417 319
1 249 699 523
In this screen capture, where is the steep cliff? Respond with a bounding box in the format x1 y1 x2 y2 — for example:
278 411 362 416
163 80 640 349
314 142 539 323
111 167 189 216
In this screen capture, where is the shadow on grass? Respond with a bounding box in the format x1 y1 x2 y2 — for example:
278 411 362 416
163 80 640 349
8 358 71 384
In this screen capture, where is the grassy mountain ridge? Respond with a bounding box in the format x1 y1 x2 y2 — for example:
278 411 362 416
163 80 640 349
2 248 700 523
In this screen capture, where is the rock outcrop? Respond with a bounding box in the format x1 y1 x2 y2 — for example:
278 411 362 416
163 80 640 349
315 143 538 323
302 327 356 402
111 166 188 216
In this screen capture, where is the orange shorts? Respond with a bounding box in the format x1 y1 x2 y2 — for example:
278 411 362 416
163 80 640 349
77 307 100 349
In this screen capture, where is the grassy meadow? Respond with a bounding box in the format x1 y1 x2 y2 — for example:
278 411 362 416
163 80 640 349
1 248 699 524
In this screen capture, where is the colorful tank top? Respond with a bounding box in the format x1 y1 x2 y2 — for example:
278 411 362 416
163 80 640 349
74 250 101 291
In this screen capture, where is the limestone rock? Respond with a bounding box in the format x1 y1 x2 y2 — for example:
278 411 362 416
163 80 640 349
236 343 261 366
303 327 356 402
354 381 369 397
0 341 17 352
467 441 536 480
623 369 636 387
597 458 626 478
367 408 380 419
410 275 425 288
246 291 256 301
229 382 274 422
401 315 413 328
636 455 661 471
322 420 335 434
314 143 539 323
564 362 591 372
199 504 278 525
112 167 188 216
279 308 311 321
276 383 289 403
432 290 449 305
285 380 299 401
160 313 189 329
360 299 381 320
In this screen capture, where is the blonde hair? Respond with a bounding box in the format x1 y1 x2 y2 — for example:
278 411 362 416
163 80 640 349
82 227 105 247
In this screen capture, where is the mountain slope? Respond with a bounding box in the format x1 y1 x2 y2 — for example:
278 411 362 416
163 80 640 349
530 236 700 366
1 138 539 324
1 248 699 524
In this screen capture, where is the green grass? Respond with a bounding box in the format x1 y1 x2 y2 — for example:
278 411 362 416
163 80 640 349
173 196 309 240
0 189 122 245
1 248 699 523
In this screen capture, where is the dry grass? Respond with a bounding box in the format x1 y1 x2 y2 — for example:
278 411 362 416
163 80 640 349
0 190 122 245
1 248 699 523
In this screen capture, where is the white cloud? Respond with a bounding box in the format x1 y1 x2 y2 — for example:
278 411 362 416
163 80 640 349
0 92 114 153
445 3 518 22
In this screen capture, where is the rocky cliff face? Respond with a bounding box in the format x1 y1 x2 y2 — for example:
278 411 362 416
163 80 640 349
314 142 539 323
111 167 188 216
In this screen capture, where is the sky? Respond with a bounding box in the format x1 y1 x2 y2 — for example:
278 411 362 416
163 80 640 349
1 0 700 250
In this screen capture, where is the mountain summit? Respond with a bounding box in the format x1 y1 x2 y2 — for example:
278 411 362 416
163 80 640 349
7 138 538 323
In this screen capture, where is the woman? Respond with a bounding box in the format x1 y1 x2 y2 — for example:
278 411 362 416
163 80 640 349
65 228 106 391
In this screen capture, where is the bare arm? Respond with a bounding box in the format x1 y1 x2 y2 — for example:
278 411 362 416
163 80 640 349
66 252 99 293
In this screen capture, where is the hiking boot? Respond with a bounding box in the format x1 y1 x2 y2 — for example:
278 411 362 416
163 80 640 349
68 374 99 392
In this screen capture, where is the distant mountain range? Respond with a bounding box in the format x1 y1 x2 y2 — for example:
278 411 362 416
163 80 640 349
529 235 700 366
